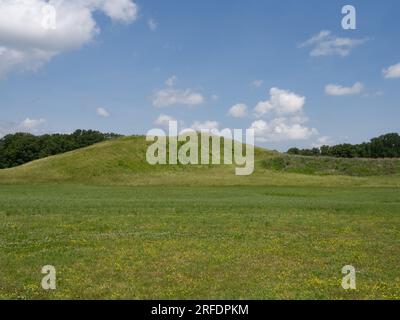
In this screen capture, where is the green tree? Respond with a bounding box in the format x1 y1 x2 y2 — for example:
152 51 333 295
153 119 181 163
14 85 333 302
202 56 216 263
0 130 122 169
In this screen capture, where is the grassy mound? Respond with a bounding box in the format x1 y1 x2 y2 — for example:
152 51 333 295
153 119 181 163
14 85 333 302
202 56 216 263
0 136 399 187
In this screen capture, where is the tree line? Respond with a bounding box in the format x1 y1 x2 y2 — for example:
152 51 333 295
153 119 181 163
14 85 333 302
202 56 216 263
287 133 400 158
0 130 121 169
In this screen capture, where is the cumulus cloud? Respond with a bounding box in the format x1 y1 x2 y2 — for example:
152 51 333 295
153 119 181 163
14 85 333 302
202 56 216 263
250 87 318 143
153 76 204 108
299 30 367 57
94 0 138 22
0 118 46 137
383 63 400 79
254 87 305 117
0 0 138 78
19 117 46 130
191 120 219 131
0 47 55 78
96 107 110 117
325 82 364 96
154 114 176 127
312 136 333 148
153 89 204 108
250 118 318 143
228 103 248 118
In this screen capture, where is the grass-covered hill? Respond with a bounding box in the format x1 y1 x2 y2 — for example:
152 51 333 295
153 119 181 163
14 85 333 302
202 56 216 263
0 136 399 187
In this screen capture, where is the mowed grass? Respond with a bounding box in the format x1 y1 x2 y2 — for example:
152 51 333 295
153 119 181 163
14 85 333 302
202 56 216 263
1 184 399 300
1 137 399 299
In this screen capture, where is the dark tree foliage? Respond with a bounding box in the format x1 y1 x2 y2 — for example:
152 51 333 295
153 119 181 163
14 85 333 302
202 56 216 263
0 130 122 169
287 133 400 159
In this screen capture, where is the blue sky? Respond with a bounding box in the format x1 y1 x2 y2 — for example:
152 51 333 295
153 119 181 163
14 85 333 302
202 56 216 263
0 0 399 150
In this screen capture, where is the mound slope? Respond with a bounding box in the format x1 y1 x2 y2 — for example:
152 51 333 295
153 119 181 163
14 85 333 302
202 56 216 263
0 136 399 187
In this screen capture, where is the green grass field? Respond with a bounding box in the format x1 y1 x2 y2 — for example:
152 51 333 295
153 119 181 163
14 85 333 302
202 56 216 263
1 137 399 299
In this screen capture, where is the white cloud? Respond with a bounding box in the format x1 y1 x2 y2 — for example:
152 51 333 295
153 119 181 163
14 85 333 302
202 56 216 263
96 0 138 22
154 114 175 127
251 80 263 88
250 87 318 143
0 0 138 79
153 89 204 107
0 47 55 78
19 117 46 130
148 18 158 31
191 120 219 131
254 87 305 117
250 118 318 143
228 103 248 118
165 75 177 87
0 117 46 137
325 82 364 96
96 107 110 117
383 63 400 79
312 136 333 148
301 30 331 46
299 30 367 57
